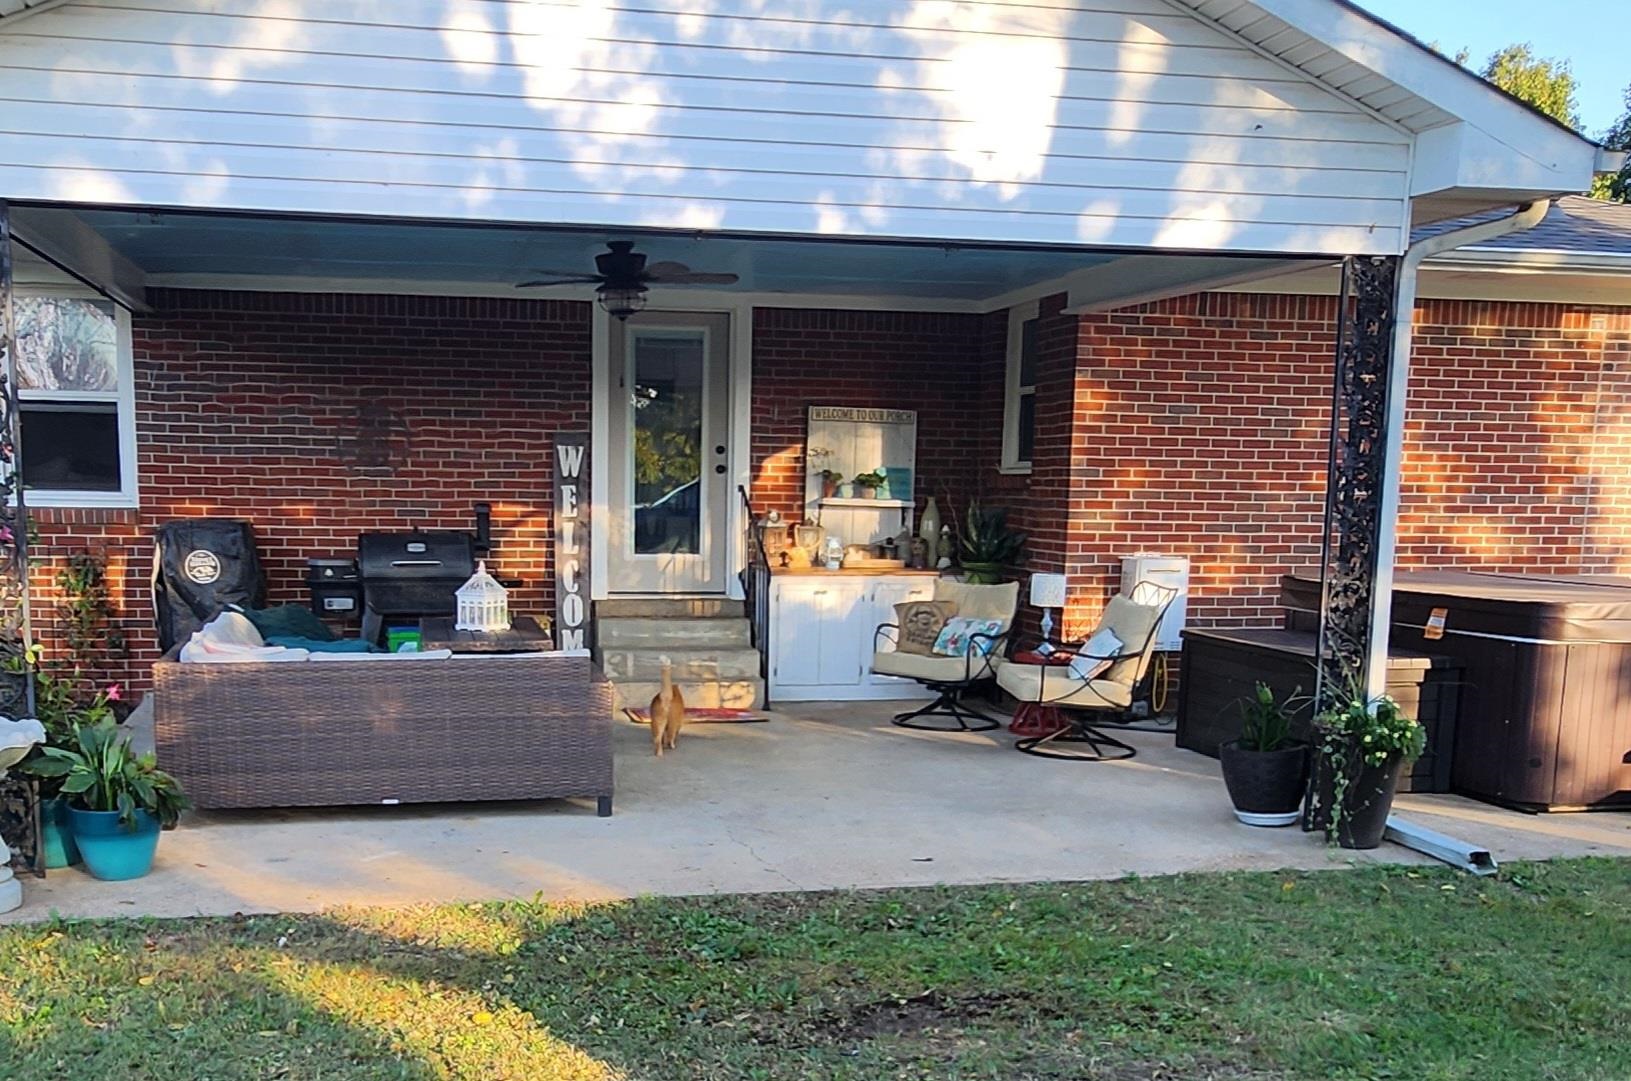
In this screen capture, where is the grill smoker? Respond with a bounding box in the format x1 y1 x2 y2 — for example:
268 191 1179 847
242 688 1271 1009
358 530 476 646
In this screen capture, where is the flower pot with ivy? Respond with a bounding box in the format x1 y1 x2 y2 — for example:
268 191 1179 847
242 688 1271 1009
957 501 1027 584
1219 682 1310 826
818 470 844 499
1307 691 1425 850
851 471 886 499
29 716 189 881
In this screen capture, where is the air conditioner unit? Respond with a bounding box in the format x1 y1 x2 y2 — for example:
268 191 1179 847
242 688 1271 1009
1121 554 1189 652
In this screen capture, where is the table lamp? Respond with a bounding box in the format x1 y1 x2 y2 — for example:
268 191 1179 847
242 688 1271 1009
1029 572 1068 651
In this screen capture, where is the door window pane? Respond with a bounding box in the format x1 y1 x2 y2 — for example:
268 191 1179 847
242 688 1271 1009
1018 318 1039 388
20 401 122 492
15 297 118 391
630 332 705 556
1017 393 1036 463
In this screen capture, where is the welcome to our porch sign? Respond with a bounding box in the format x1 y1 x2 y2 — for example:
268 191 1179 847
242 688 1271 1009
554 432 590 652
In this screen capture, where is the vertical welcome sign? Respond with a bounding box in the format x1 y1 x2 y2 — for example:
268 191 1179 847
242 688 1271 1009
553 432 591 651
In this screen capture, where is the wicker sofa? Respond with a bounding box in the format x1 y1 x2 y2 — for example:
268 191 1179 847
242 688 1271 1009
153 651 615 814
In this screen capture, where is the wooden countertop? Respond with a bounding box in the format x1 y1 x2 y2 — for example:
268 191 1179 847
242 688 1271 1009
770 567 943 577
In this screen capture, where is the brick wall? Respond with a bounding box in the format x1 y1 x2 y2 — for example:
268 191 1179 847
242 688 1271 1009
32 290 594 691
30 507 151 697
1051 293 1631 640
749 307 988 520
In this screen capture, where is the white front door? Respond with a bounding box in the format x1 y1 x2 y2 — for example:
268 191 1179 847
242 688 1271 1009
607 311 732 594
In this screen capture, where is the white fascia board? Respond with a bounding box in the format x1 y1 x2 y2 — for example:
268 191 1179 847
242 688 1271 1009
1237 0 1601 196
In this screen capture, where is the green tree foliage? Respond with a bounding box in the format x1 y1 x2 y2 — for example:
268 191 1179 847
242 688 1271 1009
1593 85 1630 202
1480 44 1581 128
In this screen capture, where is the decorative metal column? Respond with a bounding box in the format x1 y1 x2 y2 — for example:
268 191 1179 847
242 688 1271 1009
0 200 41 876
1314 255 1402 714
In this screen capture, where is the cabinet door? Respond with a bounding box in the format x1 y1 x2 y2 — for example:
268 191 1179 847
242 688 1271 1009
815 580 868 686
770 581 824 689
868 577 937 683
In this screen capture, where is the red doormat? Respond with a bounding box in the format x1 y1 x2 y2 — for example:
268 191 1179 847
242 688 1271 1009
624 707 769 725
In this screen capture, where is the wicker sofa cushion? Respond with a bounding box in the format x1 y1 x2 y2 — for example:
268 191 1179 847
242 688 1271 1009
180 612 312 664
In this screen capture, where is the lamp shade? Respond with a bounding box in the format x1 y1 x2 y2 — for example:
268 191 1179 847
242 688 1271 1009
1029 572 1068 609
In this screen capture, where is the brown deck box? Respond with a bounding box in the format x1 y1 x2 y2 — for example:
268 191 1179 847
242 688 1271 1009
1176 627 1460 793
1281 571 1631 811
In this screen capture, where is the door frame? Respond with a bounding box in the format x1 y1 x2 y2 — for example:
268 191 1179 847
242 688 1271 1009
590 298 754 599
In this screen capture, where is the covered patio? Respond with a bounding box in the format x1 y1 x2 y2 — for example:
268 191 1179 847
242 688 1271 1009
6 699 1627 922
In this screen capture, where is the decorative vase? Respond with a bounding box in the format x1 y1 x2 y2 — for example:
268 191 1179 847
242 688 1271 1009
68 807 161 881
919 498 941 566
1307 748 1407 850
1219 741 1309 827
961 561 1003 584
821 477 840 499
40 796 81 868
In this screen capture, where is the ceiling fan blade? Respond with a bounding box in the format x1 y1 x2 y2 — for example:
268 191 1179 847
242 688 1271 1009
649 271 740 285
643 261 695 277
515 276 603 288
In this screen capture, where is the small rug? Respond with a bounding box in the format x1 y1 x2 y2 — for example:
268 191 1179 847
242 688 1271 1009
624 706 769 725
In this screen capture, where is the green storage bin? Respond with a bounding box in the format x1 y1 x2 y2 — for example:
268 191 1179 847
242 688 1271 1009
386 626 421 653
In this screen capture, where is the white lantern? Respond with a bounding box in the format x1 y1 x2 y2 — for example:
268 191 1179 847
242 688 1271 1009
455 560 510 632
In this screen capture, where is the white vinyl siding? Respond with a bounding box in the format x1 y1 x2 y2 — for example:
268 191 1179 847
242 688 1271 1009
0 0 1412 254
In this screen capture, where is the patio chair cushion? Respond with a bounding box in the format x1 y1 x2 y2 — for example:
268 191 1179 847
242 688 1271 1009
996 661 1134 710
871 649 998 684
1099 595 1163 684
933 580 1019 632
894 600 958 655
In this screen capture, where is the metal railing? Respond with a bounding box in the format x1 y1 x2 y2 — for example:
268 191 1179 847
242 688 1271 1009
738 485 771 680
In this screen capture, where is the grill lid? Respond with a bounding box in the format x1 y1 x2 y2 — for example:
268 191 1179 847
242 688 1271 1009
358 531 476 580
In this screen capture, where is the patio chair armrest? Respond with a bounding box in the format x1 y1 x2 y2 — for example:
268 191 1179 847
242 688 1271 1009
1031 657 1128 709
964 628 1011 680
873 622 901 651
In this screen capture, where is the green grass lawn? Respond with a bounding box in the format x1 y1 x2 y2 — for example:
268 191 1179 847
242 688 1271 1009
1 858 1627 1080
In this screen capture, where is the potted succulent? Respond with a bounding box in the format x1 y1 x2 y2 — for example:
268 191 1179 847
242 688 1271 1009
1306 689 1425 849
957 501 1027 583
30 716 189 881
818 469 844 499
852 470 886 499
1219 682 1309 826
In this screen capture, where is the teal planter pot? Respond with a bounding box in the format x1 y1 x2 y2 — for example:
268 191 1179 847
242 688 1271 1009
40 797 80 869
67 807 160 881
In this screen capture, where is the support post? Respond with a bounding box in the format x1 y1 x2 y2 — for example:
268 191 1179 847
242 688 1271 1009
1315 255 1402 713
0 199 42 876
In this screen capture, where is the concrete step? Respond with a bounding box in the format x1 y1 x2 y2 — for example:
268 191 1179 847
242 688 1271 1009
597 646 763 682
596 616 753 649
596 597 745 619
614 677 765 711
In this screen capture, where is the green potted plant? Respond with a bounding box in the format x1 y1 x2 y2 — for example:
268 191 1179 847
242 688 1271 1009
852 471 886 499
818 469 844 499
957 501 1027 583
1307 689 1425 849
29 716 189 881
1219 682 1309 827
13 657 123 868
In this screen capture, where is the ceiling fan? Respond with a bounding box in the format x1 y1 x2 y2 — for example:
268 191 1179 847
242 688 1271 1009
516 240 739 320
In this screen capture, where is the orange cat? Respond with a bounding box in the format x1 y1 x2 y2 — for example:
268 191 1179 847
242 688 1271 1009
650 656 686 756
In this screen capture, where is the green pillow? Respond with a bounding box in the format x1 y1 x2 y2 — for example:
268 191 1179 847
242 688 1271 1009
237 604 337 643
265 635 377 653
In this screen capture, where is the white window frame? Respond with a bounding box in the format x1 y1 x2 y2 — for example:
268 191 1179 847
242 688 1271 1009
14 290 139 509
1000 299 1039 475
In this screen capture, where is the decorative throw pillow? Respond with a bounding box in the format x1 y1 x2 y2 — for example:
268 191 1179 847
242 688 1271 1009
932 616 1005 657
894 600 958 655
1068 626 1123 681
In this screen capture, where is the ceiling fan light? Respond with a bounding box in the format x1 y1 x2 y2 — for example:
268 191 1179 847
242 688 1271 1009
597 285 648 321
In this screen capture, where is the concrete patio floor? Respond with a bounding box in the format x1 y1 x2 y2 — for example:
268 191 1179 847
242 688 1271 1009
6 700 1629 922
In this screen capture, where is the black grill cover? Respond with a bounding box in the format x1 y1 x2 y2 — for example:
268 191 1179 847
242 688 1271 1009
154 519 266 651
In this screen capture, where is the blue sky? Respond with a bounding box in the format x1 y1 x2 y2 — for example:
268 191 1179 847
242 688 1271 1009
1358 0 1628 137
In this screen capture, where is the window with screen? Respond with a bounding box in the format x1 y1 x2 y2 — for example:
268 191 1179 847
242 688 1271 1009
15 296 133 502
1002 300 1040 472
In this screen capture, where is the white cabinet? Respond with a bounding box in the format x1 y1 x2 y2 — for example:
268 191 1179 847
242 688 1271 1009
768 574 939 702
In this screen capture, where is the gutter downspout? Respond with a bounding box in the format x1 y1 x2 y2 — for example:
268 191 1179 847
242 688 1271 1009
1364 199 1552 700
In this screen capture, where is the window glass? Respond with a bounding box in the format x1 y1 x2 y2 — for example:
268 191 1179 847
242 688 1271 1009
1019 318 1039 388
630 332 705 556
15 297 118 392
1017 393 1036 464
20 401 122 492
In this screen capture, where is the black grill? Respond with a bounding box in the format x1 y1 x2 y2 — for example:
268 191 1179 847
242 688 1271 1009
357 531 475 645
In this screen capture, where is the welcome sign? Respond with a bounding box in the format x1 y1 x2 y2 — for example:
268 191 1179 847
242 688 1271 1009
553 432 591 652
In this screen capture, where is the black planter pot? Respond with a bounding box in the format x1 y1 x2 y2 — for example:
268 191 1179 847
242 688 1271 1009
1307 750 1407 849
1219 740 1309 826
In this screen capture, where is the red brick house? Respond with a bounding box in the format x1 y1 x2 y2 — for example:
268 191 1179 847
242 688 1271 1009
1 1 1621 705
